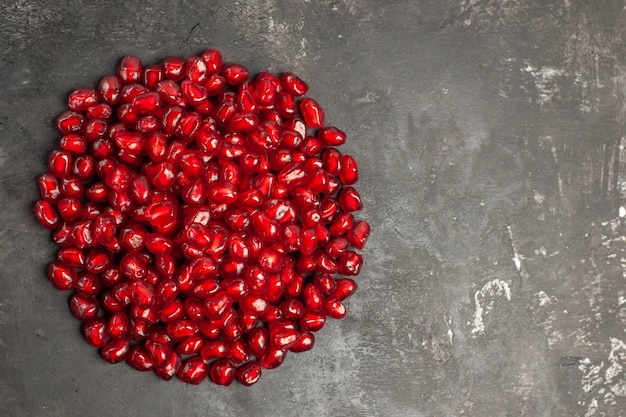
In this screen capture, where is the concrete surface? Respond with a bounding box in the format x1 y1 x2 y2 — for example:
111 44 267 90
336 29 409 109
1 1 626 416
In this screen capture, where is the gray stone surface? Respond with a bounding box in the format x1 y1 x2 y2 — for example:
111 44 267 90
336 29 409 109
1 1 626 416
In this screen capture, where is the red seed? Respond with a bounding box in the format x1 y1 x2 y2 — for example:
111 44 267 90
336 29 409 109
47 262 75 290
177 356 209 385
84 318 109 347
127 345 154 371
236 361 262 386
57 111 85 135
101 337 130 363
210 358 236 386
299 98 325 128
34 200 60 230
222 63 249 86
119 56 143 84
281 72 309 96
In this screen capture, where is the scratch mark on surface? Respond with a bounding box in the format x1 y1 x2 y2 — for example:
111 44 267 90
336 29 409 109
544 136 565 201
507 225 529 279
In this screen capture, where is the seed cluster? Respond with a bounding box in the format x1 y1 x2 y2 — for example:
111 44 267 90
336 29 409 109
35 50 370 386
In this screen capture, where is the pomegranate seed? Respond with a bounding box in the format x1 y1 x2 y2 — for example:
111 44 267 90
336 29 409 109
259 347 287 370
57 111 85 135
318 126 346 146
337 250 363 276
236 361 262 386
290 331 315 352
177 356 209 385
101 337 130 363
35 200 61 229
56 247 85 268
281 72 309 96
119 56 143 84
127 345 154 371
177 335 204 357
300 311 326 332
210 358 236 386
84 318 109 347
99 75 122 104
222 63 249 86
299 98 325 128
201 49 223 74
163 56 186 81
47 262 75 290
155 350 182 381
107 311 130 338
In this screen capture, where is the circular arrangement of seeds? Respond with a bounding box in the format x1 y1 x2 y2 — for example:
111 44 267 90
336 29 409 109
34 50 370 386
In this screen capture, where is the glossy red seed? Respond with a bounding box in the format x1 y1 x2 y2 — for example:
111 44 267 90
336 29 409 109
69 293 99 321
323 297 347 319
201 49 222 74
163 56 186 81
290 331 315 352
348 220 370 250
98 75 122 104
38 173 62 202
84 318 109 348
155 350 182 381
318 126 347 146
201 339 230 362
177 356 209 385
176 335 204 356
47 262 75 290
259 347 287 370
203 291 232 319
60 134 88 155
101 337 130 363
338 186 363 212
119 56 143 84
258 247 283 273
300 311 326 332
210 358 236 386
144 201 176 228
85 249 113 273
57 111 85 135
34 200 60 229
236 361 261 386
106 311 129 338
339 154 359 185
299 98 325 128
48 150 72 178
186 56 208 84
167 319 199 341
222 63 249 86
132 92 161 114
303 283 323 311
74 272 101 297
281 72 308 96
127 345 154 371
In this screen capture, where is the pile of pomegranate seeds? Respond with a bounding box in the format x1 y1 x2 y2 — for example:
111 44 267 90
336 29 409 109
35 50 370 386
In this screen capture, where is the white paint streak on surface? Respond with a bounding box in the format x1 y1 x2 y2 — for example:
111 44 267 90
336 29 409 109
606 338 626 396
471 279 511 336
578 338 626 414
616 138 626 199
507 225 529 279
584 397 598 417
521 64 565 105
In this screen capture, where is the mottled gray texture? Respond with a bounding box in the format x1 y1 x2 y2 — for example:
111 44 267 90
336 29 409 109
1 1 626 416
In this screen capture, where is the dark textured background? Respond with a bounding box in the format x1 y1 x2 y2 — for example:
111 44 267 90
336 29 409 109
1 1 626 416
